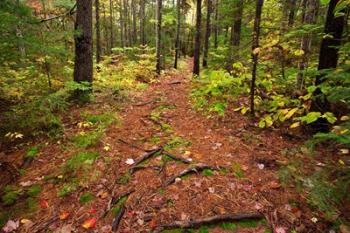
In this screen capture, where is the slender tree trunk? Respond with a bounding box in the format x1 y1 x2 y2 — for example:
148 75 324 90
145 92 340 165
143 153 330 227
156 0 162 74
250 0 264 116
226 0 243 71
119 0 125 48
74 0 93 84
311 0 345 117
123 0 129 46
103 3 110 54
296 0 318 90
96 0 102 63
140 0 146 45
109 0 114 50
214 0 219 48
174 0 181 69
193 0 202 76
288 0 297 27
203 0 212 68
131 0 137 44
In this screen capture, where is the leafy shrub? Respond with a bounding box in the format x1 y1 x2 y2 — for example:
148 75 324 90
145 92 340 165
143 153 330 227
65 151 100 171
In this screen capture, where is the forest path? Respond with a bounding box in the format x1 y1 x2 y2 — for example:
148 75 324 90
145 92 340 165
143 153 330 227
93 59 295 232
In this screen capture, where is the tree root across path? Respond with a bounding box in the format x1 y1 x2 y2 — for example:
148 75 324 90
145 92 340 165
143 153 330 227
164 163 222 186
154 212 264 232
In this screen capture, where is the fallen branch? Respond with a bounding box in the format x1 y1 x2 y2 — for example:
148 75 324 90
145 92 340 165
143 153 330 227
133 98 159 107
132 148 163 167
154 212 264 232
162 153 192 164
169 80 182 85
39 3 77 23
129 165 162 175
101 189 134 218
164 163 220 186
112 205 126 232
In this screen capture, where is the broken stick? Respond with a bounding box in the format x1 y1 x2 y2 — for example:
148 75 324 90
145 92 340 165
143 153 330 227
154 212 264 232
111 205 126 232
164 163 220 186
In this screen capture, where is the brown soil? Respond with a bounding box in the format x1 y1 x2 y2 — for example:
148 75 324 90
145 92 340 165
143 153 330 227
0 60 325 233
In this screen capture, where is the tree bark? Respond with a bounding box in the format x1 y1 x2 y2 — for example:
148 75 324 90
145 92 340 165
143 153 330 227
119 0 125 48
140 0 146 45
193 0 202 76
156 0 162 74
250 0 264 116
96 0 102 63
131 0 137 44
74 0 93 84
109 0 114 50
203 0 212 68
174 0 181 69
214 0 219 49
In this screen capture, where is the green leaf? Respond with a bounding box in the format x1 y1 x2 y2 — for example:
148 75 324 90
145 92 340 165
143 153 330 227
322 112 337 124
300 112 322 124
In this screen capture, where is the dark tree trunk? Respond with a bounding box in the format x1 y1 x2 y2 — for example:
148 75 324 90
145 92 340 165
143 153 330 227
311 0 345 117
214 0 219 48
156 0 162 74
174 0 181 69
203 0 212 68
123 0 129 46
74 0 93 84
288 0 297 27
103 3 110 54
296 0 318 89
226 0 243 71
250 0 264 116
109 0 114 50
193 0 202 76
96 0 101 63
140 0 146 45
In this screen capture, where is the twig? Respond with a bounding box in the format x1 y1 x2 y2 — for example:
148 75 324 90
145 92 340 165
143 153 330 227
162 153 192 164
164 163 220 186
112 205 126 232
133 98 159 106
154 212 264 232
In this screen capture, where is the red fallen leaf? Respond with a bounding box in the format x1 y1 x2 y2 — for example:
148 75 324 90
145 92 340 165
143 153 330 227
59 211 70 220
82 218 97 229
268 181 281 189
149 219 157 230
40 200 49 209
89 209 97 214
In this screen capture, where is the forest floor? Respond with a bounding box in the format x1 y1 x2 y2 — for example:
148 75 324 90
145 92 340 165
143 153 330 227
1 60 325 233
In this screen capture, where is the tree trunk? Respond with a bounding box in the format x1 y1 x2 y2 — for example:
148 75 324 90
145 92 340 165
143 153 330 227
226 0 243 71
203 0 212 68
74 0 93 84
103 3 110 54
288 0 297 27
311 0 345 117
156 0 162 74
109 0 114 50
174 0 181 69
193 0 202 76
119 0 125 48
214 0 219 49
250 0 264 116
140 0 146 45
131 0 137 44
296 0 318 90
96 0 102 63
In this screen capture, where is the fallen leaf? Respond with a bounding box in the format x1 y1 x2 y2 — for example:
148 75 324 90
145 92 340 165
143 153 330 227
275 226 286 233
126 158 135 165
89 209 97 214
82 218 97 229
59 211 70 220
97 191 109 199
137 219 144 226
40 199 49 209
2 220 19 232
340 224 350 233
208 187 215 193
20 219 33 228
311 217 318 223
19 181 33 187
149 219 157 229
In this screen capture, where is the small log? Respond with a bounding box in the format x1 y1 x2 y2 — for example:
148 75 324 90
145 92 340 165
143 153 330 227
162 153 192 164
155 212 264 232
164 163 220 186
112 205 126 232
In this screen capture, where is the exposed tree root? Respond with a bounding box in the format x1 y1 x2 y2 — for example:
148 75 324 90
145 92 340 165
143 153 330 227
162 152 192 164
154 212 264 232
132 148 163 167
112 205 126 232
164 163 220 186
102 189 135 218
129 165 162 174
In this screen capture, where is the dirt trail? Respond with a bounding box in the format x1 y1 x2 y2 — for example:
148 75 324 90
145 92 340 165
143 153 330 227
3 60 315 232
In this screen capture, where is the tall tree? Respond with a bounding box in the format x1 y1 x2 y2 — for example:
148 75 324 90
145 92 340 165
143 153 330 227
119 0 125 48
131 0 137 44
203 0 212 68
296 0 318 89
250 0 264 116
311 0 345 114
140 0 146 45
214 0 219 48
156 0 162 74
174 0 181 69
226 0 243 71
74 0 93 84
109 0 114 50
193 0 202 76
95 0 102 63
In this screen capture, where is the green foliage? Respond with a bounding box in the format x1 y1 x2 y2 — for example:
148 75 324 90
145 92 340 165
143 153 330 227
65 151 100 171
164 136 192 151
72 130 104 148
25 145 41 158
202 169 215 177
58 183 77 197
118 174 131 185
1 186 19 205
231 162 244 178
27 185 41 197
220 222 237 230
79 192 94 204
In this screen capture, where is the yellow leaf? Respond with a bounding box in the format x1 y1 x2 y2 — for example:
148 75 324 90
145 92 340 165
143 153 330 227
290 122 301 129
340 116 349 121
